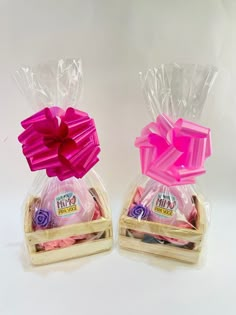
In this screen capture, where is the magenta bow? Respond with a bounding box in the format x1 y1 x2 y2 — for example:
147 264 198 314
135 114 211 186
18 106 100 181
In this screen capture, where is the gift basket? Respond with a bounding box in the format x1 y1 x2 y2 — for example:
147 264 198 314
119 64 217 263
17 59 112 265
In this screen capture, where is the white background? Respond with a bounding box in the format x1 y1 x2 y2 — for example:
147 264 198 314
0 0 235 314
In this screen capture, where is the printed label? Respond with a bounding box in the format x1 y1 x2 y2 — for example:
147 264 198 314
55 192 80 217
151 193 177 218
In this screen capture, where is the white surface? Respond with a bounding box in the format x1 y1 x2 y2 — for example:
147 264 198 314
0 0 236 314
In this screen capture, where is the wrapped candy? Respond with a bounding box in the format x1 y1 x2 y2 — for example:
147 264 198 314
119 64 217 262
18 59 112 265
39 177 95 227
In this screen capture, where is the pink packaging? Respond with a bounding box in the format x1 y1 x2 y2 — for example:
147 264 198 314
40 177 95 227
141 180 194 227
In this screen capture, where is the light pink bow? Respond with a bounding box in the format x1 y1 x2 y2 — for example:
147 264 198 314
135 114 211 186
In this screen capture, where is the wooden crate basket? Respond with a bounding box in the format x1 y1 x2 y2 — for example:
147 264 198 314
119 188 206 263
24 188 113 266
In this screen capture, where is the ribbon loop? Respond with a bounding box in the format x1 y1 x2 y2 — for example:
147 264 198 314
19 106 100 181
135 114 211 186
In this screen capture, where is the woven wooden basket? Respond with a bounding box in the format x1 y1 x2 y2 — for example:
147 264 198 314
119 188 206 263
24 188 113 266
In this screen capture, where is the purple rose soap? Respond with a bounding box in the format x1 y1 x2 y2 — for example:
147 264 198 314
128 204 150 220
33 209 52 229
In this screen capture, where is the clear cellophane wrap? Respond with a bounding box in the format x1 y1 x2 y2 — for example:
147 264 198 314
122 64 217 251
17 59 110 254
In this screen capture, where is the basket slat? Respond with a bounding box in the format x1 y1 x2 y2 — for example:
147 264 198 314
26 218 111 245
120 216 202 243
119 236 200 263
31 238 113 266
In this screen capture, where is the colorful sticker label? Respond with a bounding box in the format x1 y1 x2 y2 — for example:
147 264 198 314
54 192 80 217
151 193 177 218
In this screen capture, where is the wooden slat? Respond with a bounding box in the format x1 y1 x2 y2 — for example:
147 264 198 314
31 238 113 266
89 187 110 218
119 236 200 264
195 196 206 234
24 196 39 233
24 196 40 254
105 226 113 239
25 218 112 245
120 216 203 243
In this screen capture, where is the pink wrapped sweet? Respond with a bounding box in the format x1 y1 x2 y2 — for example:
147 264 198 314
40 177 96 227
141 180 195 227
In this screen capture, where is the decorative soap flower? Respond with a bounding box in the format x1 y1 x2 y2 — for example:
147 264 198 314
33 209 52 228
128 204 150 220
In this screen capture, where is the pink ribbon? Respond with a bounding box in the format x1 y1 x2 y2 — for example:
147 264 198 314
18 106 100 181
135 114 211 186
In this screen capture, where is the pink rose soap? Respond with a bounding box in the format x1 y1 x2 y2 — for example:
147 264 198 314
40 177 95 227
